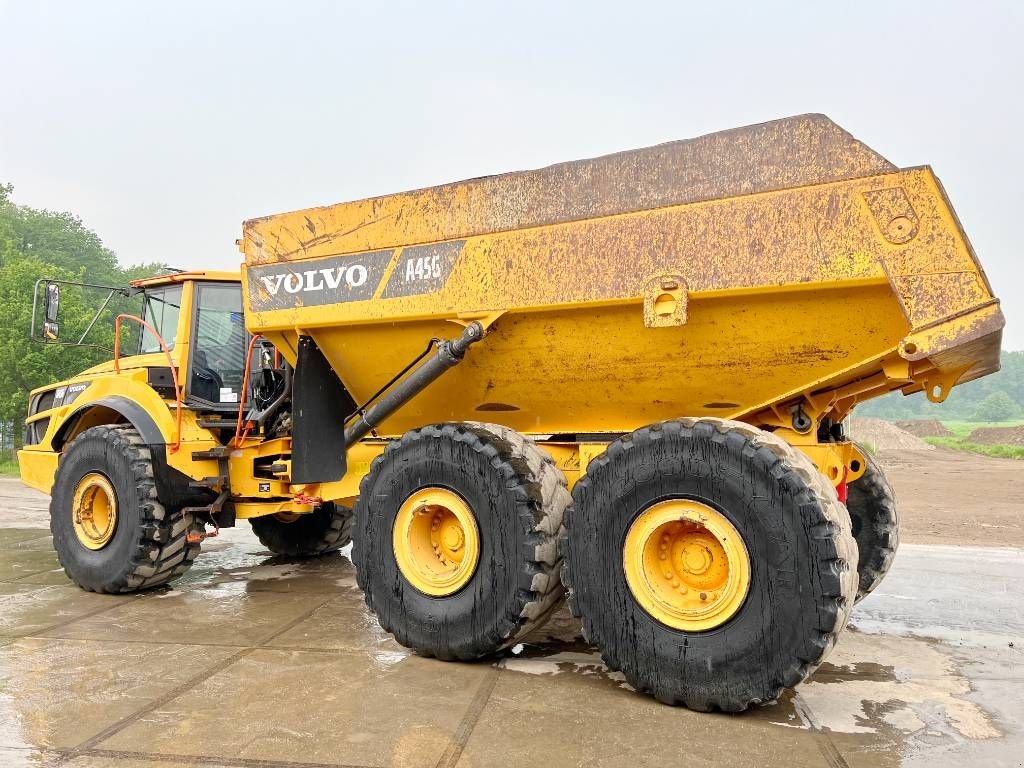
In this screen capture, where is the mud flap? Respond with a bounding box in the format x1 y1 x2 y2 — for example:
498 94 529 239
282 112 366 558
291 335 356 483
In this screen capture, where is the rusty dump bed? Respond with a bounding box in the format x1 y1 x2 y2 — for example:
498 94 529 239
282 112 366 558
239 114 1004 437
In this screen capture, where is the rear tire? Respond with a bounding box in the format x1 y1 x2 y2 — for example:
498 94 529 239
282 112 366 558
250 502 353 557
562 418 858 711
50 424 201 593
846 448 899 602
352 422 569 660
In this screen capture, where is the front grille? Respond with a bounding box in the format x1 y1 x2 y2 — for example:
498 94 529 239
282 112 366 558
25 417 50 446
36 390 56 412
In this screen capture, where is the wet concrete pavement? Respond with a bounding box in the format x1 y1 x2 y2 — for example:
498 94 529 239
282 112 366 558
0 479 1021 768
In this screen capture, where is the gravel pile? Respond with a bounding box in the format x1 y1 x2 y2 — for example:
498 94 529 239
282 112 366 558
847 417 935 451
966 426 1024 446
895 419 952 438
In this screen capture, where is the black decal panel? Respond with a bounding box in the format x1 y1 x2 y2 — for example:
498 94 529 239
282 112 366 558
382 241 463 298
247 250 393 311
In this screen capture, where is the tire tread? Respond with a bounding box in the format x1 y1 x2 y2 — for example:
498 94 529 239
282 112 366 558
561 417 858 711
50 424 201 593
353 421 569 657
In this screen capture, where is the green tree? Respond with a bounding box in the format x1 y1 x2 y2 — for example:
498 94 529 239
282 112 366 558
972 391 1022 422
859 350 1023 422
0 183 165 451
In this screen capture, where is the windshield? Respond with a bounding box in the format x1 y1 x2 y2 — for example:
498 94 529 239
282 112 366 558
189 282 247 405
139 285 183 352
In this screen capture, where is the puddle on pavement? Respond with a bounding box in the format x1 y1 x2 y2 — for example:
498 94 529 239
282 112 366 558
500 619 634 685
2 523 1011 766
173 531 358 593
501 651 633 691
814 659 902 682
501 614 1004 765
0 529 52 549
793 631 1003 767
851 616 1019 650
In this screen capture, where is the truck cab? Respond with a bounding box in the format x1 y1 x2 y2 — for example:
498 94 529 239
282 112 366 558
18 270 365 595
20 271 249 493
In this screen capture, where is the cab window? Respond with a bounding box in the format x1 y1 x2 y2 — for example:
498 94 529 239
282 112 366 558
189 283 247 405
139 285 183 352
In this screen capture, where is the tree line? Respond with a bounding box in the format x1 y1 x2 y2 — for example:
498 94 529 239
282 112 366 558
858 350 1023 422
0 183 166 450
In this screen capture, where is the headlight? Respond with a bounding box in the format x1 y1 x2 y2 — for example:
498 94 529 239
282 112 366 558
23 383 87 446
59 383 88 407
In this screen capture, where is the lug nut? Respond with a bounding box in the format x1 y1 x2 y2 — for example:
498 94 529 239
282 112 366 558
699 592 708 601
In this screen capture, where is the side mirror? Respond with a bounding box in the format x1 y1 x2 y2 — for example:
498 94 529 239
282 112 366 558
43 283 60 339
44 283 60 322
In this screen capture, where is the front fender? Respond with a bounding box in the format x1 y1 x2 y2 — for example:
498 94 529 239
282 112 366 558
48 372 179 450
53 395 166 448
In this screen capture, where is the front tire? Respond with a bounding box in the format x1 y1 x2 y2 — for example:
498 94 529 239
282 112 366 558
352 422 569 660
250 502 353 557
563 418 858 711
50 425 201 593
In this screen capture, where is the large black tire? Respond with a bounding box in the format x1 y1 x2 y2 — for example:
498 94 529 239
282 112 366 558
250 503 353 557
563 418 858 711
846 448 899 602
50 424 202 593
352 422 569 660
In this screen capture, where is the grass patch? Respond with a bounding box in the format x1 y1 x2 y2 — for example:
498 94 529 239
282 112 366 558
941 420 1024 439
0 449 19 476
924 436 1024 460
931 419 1024 459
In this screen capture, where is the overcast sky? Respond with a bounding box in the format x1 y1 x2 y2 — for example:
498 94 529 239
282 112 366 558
1 1 1021 348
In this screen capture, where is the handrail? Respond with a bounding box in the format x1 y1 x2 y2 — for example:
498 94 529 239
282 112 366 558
233 334 264 447
113 314 183 453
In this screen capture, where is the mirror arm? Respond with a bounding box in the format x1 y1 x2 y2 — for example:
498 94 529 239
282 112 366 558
29 278 133 346
76 289 117 345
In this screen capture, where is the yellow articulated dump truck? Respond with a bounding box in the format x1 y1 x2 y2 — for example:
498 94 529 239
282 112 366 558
19 115 1003 710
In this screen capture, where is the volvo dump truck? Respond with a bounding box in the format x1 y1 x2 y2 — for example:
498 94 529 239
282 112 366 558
19 115 1003 711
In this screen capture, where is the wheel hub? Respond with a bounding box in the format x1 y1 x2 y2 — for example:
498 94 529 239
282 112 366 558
623 500 750 631
71 472 118 551
393 488 480 596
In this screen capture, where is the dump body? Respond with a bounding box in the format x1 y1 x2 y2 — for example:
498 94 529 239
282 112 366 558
240 115 1003 438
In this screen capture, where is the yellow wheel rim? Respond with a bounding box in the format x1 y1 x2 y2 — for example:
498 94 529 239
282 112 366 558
71 472 118 551
623 500 750 632
392 487 480 597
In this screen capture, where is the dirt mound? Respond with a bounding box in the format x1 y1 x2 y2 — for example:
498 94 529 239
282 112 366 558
847 417 935 451
895 419 952 438
966 426 1024 446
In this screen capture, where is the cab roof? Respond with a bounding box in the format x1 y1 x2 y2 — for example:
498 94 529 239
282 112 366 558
130 270 240 288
